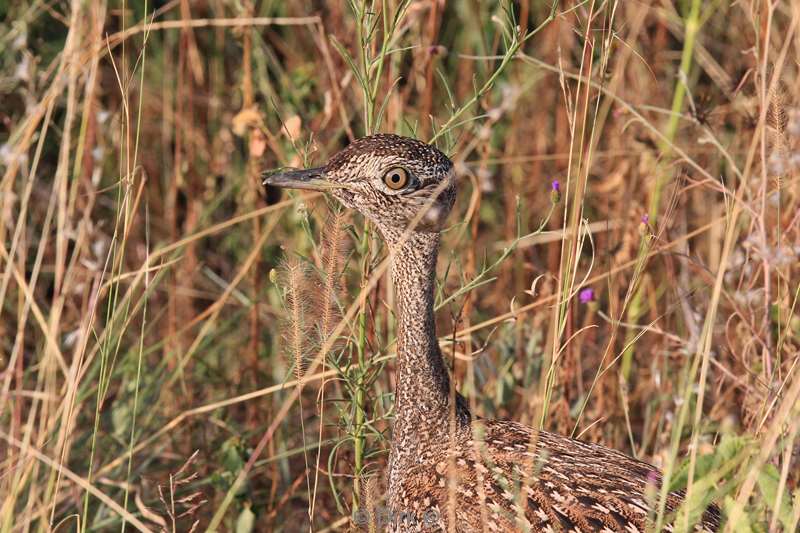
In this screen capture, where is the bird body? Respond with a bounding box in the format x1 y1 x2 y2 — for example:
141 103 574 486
264 134 721 532
386 418 720 532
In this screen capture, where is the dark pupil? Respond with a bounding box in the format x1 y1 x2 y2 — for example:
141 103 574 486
392 174 400 182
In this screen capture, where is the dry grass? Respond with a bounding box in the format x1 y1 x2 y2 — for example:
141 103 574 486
1 1 799 531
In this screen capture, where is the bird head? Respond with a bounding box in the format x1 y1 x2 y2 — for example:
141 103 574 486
263 134 456 244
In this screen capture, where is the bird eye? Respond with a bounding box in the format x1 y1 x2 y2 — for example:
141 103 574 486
383 167 410 190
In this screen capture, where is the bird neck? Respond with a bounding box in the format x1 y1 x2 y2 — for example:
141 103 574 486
389 231 469 463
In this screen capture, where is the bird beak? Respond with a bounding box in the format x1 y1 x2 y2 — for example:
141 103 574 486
262 167 333 192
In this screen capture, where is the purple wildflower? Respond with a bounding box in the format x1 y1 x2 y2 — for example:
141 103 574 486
550 179 561 204
639 213 652 237
578 287 595 304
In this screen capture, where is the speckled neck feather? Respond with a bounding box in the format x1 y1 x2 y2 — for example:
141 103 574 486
389 232 469 478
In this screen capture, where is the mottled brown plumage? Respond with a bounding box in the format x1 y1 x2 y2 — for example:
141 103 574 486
264 134 721 532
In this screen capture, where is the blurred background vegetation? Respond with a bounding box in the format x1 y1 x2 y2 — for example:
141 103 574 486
1 0 799 531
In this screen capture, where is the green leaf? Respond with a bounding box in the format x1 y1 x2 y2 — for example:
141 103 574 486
723 496 753 533
757 463 794 531
329 35 368 94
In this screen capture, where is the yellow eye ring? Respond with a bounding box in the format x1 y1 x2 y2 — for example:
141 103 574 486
383 167 410 190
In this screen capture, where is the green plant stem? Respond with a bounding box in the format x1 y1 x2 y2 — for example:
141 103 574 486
624 0 703 383
429 0 557 145
355 1 370 133
649 0 702 223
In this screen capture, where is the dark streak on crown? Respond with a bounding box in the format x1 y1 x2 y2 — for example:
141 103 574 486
325 133 453 174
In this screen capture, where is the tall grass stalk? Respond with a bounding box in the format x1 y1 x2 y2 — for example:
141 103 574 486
621 0 705 388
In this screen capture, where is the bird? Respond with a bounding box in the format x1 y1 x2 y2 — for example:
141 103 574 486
263 134 721 532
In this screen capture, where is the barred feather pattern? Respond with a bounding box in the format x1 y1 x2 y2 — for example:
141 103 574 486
387 418 721 532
